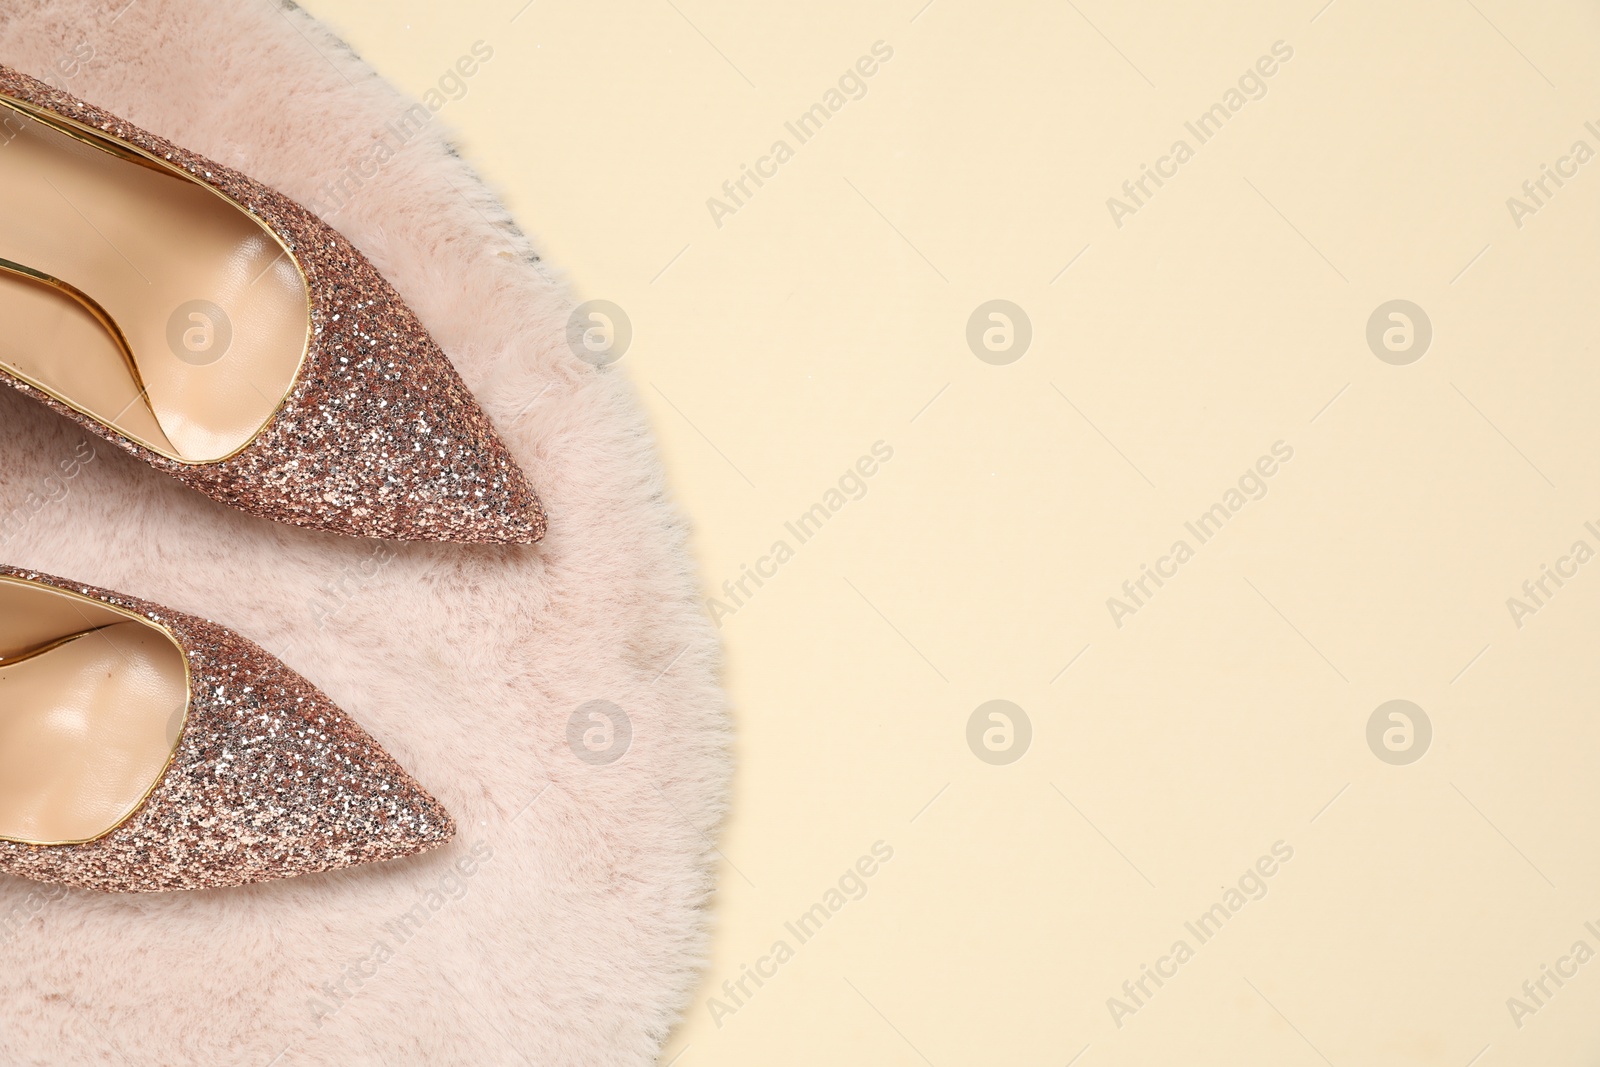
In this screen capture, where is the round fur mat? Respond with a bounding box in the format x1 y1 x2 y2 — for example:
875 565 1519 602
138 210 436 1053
0 2 730 1064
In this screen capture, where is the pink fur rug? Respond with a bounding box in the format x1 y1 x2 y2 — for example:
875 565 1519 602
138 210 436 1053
0 2 729 1064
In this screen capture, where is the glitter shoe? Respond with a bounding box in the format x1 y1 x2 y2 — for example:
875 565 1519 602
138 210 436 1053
0 65 545 544
0 567 456 893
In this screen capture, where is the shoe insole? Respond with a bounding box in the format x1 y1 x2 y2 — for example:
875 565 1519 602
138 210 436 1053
0 582 187 845
0 100 310 463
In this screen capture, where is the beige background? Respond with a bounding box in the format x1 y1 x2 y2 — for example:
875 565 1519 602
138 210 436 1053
302 1 1600 1062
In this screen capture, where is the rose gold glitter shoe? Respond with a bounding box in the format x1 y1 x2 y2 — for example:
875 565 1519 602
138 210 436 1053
0 65 545 544
0 567 455 893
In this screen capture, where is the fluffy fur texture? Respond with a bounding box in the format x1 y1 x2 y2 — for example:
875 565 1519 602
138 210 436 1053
0 3 729 1064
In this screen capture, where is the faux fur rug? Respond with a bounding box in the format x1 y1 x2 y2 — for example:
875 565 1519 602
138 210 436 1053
0 3 729 1064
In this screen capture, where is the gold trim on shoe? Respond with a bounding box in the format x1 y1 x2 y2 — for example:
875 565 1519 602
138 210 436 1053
0 257 153 403
0 623 118 667
0 94 314 467
0 575 192 848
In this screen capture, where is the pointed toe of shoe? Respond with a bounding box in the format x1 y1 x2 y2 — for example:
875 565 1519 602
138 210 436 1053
383 800 459 864
171 627 460 887
354 770 459 865
0 65 545 544
178 276 547 545
121 634 453 892
0 573 457 893
435 459 548 546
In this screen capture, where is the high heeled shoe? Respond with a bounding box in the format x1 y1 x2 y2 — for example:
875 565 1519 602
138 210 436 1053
0 566 455 892
0 65 545 544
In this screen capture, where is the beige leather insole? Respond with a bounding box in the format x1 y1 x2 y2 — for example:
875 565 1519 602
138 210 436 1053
0 101 309 463
0 579 187 845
